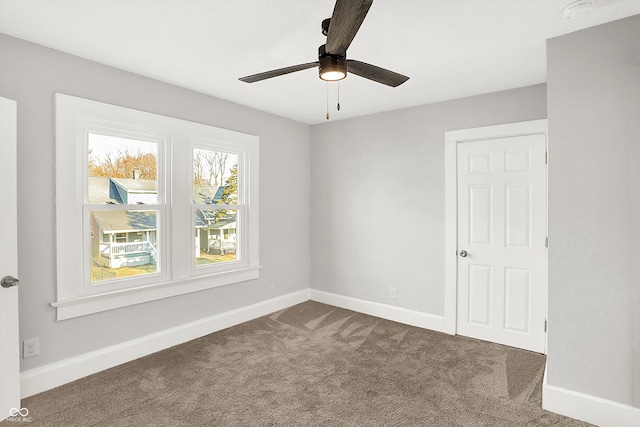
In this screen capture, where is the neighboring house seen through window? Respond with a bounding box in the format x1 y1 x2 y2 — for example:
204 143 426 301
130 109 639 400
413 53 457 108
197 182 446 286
54 94 260 320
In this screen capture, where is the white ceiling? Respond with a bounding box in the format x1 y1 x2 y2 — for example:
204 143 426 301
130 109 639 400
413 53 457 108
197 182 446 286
1 0 640 124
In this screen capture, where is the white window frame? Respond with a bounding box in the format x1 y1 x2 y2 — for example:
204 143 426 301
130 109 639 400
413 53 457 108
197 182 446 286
53 94 260 320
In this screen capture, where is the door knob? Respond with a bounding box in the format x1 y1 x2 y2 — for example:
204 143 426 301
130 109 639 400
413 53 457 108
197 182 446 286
1 276 19 288
459 250 468 258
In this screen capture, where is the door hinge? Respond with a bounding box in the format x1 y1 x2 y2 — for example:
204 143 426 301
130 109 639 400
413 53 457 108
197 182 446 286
545 151 548 164
544 318 548 333
545 236 549 248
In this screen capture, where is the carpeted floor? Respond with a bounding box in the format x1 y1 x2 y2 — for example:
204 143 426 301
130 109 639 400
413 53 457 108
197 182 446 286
10 301 592 426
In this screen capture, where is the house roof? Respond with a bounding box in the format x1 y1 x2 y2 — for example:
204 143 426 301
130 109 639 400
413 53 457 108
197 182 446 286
92 210 156 233
88 176 157 204
196 216 236 230
193 185 228 204
88 176 117 204
193 185 218 205
110 178 156 193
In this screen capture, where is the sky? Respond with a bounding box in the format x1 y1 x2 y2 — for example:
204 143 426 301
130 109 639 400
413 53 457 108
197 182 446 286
88 133 157 162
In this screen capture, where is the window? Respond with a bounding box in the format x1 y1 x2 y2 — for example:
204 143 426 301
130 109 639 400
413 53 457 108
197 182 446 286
192 148 240 268
87 132 162 284
53 94 259 320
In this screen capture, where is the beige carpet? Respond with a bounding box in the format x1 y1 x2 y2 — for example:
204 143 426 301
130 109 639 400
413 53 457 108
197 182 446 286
10 301 592 426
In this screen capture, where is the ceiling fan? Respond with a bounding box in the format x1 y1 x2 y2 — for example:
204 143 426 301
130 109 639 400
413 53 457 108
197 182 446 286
238 0 409 88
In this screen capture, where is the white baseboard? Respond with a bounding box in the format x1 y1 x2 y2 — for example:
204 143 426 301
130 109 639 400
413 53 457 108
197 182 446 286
543 366 640 427
309 289 447 333
20 289 310 398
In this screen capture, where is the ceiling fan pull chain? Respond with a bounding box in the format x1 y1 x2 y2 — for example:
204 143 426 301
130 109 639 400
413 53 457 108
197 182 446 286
337 82 341 111
326 82 330 120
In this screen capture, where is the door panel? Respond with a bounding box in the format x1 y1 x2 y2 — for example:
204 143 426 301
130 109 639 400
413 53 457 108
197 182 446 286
0 97 20 421
468 264 492 325
504 267 530 332
505 184 530 246
469 185 492 245
457 132 547 353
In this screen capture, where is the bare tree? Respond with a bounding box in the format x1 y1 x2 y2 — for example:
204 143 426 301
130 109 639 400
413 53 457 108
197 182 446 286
90 148 157 180
216 152 230 186
193 149 207 185
203 150 230 187
203 150 219 186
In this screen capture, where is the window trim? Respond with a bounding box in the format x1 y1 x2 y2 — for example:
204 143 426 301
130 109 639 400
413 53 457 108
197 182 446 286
53 93 260 320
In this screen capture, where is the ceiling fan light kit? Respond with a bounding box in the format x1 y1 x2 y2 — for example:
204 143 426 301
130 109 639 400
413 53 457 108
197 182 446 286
318 45 347 82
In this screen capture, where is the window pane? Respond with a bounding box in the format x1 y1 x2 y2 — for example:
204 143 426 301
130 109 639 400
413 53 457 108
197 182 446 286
193 149 238 204
88 133 158 204
90 209 159 283
195 209 237 265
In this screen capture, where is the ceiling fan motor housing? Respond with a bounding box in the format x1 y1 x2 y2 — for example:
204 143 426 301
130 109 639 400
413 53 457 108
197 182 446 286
318 44 347 81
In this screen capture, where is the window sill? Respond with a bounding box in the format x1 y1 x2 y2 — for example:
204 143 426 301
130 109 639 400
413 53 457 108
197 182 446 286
51 266 262 321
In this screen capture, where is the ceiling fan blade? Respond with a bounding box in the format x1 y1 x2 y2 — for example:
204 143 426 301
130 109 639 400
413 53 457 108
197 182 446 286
239 62 319 83
347 60 409 87
325 0 373 56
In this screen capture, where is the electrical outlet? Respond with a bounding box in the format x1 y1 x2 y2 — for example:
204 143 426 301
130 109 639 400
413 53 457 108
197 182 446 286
23 338 39 359
389 287 397 299
269 286 275 298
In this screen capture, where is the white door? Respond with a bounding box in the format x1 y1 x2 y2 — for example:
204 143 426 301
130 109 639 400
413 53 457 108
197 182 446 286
454 124 547 353
0 97 21 421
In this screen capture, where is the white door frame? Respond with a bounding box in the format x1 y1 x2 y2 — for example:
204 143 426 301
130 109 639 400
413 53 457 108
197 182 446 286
443 119 548 351
0 97 20 421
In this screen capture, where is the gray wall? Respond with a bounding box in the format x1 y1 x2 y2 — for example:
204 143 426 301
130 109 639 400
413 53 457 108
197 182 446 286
310 85 547 315
0 34 311 370
547 15 640 407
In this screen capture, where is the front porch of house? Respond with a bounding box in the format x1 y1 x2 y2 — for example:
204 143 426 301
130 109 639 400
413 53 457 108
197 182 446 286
95 239 158 269
195 224 236 258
